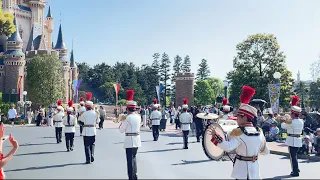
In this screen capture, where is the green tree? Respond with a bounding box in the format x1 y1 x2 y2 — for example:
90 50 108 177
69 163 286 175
171 55 183 100
159 52 171 106
194 80 215 105
207 77 223 103
27 54 64 106
0 0 15 36
181 55 191 72
227 33 294 107
309 80 320 108
196 59 210 80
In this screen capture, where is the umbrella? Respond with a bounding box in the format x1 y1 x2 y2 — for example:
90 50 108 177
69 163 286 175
250 99 267 104
196 113 219 120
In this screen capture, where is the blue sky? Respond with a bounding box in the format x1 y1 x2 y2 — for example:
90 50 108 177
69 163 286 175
48 0 320 81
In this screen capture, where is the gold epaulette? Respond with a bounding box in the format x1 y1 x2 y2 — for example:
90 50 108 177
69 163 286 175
230 128 243 137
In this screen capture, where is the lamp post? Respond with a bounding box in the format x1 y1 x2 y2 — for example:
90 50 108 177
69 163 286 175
223 80 229 98
23 91 27 117
273 72 281 113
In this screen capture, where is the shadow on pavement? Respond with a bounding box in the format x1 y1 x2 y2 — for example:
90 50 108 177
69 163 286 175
167 141 197 145
263 174 293 179
15 150 66 156
171 159 212 165
39 136 56 139
139 148 182 153
113 140 154 144
4 162 85 172
16 142 58 147
160 133 181 137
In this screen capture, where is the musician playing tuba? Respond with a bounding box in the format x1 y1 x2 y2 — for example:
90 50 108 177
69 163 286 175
208 86 269 180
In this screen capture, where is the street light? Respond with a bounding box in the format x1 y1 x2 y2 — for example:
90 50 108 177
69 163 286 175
273 72 281 83
223 80 229 98
23 91 27 119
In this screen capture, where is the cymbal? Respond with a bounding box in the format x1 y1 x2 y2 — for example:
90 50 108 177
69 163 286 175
196 113 219 120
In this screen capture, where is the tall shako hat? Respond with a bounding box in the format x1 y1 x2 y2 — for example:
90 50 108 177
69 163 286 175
222 98 231 112
291 95 301 115
79 97 85 105
182 98 188 109
85 92 93 107
67 100 73 112
57 100 63 111
126 90 137 109
237 86 257 120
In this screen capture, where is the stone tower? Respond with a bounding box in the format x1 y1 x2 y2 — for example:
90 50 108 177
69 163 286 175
4 16 25 100
69 48 78 101
55 23 69 103
45 6 53 49
175 72 195 107
28 0 45 29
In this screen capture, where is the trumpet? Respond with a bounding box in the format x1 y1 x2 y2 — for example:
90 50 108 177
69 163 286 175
113 114 127 123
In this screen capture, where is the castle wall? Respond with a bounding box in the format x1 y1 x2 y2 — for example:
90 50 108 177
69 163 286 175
16 16 32 51
175 72 195 107
0 68 4 92
4 62 25 100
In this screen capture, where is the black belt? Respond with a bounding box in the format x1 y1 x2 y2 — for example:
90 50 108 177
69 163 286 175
151 118 160 120
126 133 140 136
83 125 95 127
236 154 258 162
65 125 75 127
288 134 301 138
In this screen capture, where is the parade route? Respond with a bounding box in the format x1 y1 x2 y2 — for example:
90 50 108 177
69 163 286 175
2 122 320 179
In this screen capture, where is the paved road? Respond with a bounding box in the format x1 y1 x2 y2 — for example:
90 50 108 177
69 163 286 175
2 124 320 179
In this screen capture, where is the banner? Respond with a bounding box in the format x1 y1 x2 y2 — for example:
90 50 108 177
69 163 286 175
113 83 121 106
156 86 160 104
268 83 281 114
75 80 82 103
17 75 23 101
73 80 77 93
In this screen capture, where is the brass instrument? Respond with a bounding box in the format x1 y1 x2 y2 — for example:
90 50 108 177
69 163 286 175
113 114 127 123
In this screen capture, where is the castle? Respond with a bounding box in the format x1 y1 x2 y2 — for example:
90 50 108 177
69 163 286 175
0 0 78 103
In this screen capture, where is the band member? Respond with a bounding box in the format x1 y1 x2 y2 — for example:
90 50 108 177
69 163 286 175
53 103 64 144
119 90 141 180
179 98 192 149
209 86 269 179
57 99 64 113
78 97 86 136
220 98 233 119
281 95 304 177
150 99 161 141
78 92 99 164
194 105 204 142
63 100 77 152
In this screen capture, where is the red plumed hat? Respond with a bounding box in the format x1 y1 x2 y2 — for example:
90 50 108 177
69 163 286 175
57 100 62 106
222 98 228 106
291 95 300 106
153 98 158 104
183 98 188 105
126 90 134 101
86 92 92 101
240 86 255 104
80 97 84 102
68 100 73 107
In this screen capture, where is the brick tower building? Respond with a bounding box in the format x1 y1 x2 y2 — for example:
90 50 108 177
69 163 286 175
175 72 195 107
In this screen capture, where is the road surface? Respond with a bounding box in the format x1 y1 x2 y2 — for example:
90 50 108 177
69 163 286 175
2 124 320 179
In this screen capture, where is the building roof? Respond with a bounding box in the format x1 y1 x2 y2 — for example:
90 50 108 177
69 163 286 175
7 16 23 43
55 24 66 49
70 50 77 67
4 50 25 56
12 5 32 12
0 59 4 65
47 6 52 18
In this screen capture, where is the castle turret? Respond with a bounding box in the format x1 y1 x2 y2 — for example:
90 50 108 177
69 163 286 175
4 16 26 100
55 23 69 102
45 6 53 49
70 48 78 101
28 0 46 28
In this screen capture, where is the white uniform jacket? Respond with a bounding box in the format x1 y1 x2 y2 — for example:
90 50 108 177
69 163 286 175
119 113 142 148
79 110 99 136
150 110 161 125
63 115 77 133
53 112 64 128
216 127 269 179
179 112 192 131
281 118 304 147
78 106 86 121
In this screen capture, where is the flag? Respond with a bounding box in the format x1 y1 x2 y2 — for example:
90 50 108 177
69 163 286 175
113 83 121 106
17 75 23 101
75 80 82 103
73 80 77 93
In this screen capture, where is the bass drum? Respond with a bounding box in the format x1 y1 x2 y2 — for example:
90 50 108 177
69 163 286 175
202 123 236 161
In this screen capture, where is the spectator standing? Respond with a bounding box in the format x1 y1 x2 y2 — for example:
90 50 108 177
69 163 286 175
7 106 17 127
26 108 33 125
314 128 320 156
98 106 106 129
257 110 265 127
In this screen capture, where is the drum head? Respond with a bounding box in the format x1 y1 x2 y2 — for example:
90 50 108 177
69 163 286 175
202 123 225 161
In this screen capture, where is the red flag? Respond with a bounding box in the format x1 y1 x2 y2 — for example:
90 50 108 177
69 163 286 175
114 83 121 95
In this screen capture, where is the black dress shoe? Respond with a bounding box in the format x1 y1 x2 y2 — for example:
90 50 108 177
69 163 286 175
70 148 73 151
91 157 94 162
85 161 91 164
59 140 62 142
290 172 299 177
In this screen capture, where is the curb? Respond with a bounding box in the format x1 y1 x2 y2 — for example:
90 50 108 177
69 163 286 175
270 150 320 161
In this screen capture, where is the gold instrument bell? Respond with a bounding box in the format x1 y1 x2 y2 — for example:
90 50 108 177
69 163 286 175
114 114 127 123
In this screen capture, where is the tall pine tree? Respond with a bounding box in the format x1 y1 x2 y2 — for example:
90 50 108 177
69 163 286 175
159 52 171 106
171 55 183 101
181 55 191 72
196 59 210 80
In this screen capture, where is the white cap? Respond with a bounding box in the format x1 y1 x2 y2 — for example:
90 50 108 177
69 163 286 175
223 105 231 112
57 106 63 111
80 101 85 105
237 104 257 120
304 135 310 139
67 107 73 112
263 108 273 115
182 104 188 109
86 101 94 107
316 128 320 132
291 106 302 114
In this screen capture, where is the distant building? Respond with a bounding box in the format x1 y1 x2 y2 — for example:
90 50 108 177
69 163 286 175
175 72 195 107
